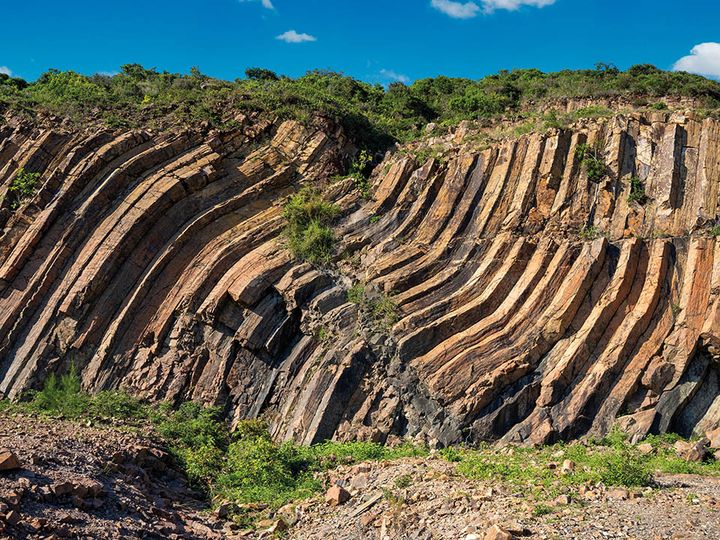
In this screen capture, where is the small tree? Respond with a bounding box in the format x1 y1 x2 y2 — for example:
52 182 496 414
245 68 280 81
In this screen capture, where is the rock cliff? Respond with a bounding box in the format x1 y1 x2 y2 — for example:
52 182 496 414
2 106 720 446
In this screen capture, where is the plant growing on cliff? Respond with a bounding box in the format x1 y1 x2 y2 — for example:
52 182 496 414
627 175 648 205
283 188 339 264
347 283 399 329
8 168 41 209
579 225 602 241
575 143 606 182
351 150 373 198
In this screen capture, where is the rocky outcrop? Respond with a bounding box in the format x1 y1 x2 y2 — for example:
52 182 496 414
2 108 720 446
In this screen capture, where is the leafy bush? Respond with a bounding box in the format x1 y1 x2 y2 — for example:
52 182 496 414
598 450 650 487
7 168 41 209
575 143 606 182
3 64 720 151
349 149 373 198
627 175 648 205
28 365 90 418
245 68 279 81
283 188 339 264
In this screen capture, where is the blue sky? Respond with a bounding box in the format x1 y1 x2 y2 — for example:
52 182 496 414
2 0 720 83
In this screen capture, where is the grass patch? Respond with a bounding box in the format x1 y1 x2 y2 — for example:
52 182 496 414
574 105 613 119
283 187 339 265
448 430 720 497
2 370 425 520
347 283 399 329
579 225 602 241
9 371 720 526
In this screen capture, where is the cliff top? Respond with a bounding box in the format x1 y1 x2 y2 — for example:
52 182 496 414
2 64 720 150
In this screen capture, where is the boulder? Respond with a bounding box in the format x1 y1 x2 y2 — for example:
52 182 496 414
0 450 20 472
636 442 654 455
706 428 720 449
484 525 513 540
674 439 709 462
325 485 351 506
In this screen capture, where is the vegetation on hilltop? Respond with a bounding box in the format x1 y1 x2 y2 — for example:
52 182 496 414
1 64 720 150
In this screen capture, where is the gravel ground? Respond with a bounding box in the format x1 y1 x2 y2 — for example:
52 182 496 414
287 458 720 540
0 413 226 539
1 414 719 539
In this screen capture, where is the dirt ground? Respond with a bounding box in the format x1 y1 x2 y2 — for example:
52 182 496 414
288 458 720 540
0 414 719 539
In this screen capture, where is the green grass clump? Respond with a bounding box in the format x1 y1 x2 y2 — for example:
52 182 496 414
346 283 399 329
710 224 720 237
532 503 554 516
7 168 41 209
450 429 720 496
574 105 613 119
283 188 339 264
579 225 602 241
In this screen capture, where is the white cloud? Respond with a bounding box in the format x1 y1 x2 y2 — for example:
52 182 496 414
240 0 274 10
431 0 480 19
0 66 11 76
276 30 317 44
431 0 555 18
674 43 720 79
482 0 556 12
380 69 410 84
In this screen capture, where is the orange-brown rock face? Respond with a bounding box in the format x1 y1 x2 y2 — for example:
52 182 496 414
2 109 720 446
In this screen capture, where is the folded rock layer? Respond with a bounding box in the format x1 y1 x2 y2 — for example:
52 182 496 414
1 109 720 446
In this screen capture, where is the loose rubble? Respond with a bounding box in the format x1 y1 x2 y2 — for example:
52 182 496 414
0 414 224 539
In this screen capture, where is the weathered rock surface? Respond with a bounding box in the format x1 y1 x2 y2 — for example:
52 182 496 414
3 108 720 445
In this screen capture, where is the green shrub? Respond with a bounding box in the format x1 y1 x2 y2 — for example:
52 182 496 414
346 283 399 329
575 143 606 182
710 224 720 237
245 68 279 81
532 503 554 516
28 365 90 418
598 451 651 487
347 283 366 304
394 474 413 489
283 188 339 264
627 176 648 205
8 168 41 209
349 149 373 198
90 390 146 419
